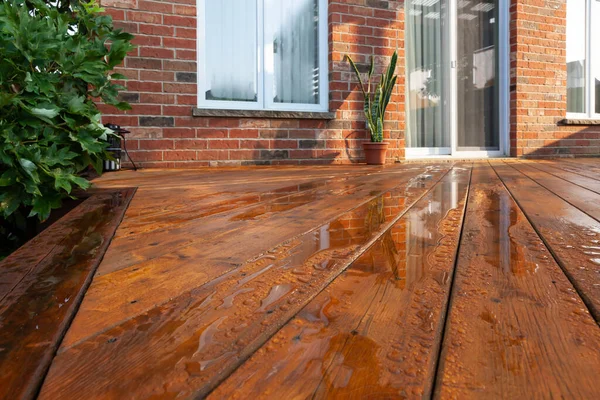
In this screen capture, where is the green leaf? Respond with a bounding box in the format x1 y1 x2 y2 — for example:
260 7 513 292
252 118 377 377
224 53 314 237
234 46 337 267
30 105 60 119
19 158 37 177
0 170 17 186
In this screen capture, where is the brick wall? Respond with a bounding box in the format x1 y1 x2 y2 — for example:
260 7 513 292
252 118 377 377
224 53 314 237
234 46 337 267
99 0 405 167
101 0 600 166
510 0 600 157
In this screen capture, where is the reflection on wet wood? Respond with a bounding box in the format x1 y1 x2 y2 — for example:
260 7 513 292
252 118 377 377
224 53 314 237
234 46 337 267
519 160 600 195
58 165 448 351
38 166 452 399
493 161 600 322
96 166 434 276
507 161 600 222
0 189 135 400
542 159 600 181
5 161 598 400
435 164 600 399
210 165 471 399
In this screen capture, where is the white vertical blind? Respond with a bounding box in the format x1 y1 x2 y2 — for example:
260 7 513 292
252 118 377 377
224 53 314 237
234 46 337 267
566 0 586 114
199 0 326 111
593 0 600 115
266 0 320 104
205 0 258 102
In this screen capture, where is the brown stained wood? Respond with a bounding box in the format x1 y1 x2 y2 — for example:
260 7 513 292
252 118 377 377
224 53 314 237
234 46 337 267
492 161 600 322
434 164 600 399
518 160 600 195
37 166 452 400
541 159 600 182
0 189 135 400
506 161 600 222
96 166 433 276
56 166 452 351
209 165 471 400
114 168 380 238
114 173 376 239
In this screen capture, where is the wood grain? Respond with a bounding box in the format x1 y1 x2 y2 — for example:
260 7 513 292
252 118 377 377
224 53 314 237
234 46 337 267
507 161 600 222
518 160 600 195
434 164 600 399
0 189 134 400
38 166 451 399
541 159 600 182
492 161 600 322
210 165 471 399
57 165 450 350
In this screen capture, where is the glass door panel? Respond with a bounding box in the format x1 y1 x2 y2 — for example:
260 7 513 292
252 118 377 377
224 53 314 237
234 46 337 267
405 0 506 157
405 0 451 151
456 1 500 151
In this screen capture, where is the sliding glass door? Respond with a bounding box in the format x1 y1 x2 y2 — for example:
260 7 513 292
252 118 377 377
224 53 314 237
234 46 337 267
405 0 508 157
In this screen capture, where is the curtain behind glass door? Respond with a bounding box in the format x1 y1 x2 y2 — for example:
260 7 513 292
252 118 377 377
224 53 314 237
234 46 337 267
405 1 451 149
456 1 500 150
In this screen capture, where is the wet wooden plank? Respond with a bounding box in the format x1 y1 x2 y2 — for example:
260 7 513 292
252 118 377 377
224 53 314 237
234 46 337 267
541 159 600 182
507 161 600 222
492 162 600 322
56 166 451 351
434 164 600 399
97 166 428 275
517 160 600 195
0 189 135 400
38 165 451 399
210 165 471 399
113 172 379 239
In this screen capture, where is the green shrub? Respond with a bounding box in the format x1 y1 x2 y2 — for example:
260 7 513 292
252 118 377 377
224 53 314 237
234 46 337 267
0 0 134 256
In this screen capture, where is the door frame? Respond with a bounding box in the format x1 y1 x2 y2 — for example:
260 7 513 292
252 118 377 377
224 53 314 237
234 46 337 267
405 0 510 159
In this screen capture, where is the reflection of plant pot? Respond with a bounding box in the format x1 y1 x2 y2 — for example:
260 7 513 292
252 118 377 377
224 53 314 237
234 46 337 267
363 142 389 165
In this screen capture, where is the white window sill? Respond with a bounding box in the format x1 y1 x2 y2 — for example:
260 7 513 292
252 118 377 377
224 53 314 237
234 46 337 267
192 108 336 120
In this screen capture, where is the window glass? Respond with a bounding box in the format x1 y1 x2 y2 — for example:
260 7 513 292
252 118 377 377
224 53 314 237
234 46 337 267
265 0 320 105
205 0 258 102
566 0 586 113
593 0 600 114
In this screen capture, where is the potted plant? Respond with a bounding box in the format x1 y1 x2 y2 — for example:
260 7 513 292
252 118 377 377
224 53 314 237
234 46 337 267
346 51 398 165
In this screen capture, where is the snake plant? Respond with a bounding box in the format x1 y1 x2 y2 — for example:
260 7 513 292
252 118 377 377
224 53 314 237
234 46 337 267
346 51 398 142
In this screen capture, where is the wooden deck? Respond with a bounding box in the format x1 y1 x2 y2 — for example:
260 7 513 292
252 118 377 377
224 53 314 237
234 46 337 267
2 159 600 399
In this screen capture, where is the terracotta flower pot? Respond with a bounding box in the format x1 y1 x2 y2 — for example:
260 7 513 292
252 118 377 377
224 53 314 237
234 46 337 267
363 142 389 165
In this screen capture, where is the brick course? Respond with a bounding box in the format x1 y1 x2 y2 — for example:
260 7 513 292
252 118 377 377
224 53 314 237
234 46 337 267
510 0 600 157
100 0 599 167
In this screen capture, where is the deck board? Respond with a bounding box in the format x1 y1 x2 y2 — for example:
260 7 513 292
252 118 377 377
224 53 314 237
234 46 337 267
507 161 600 222
38 165 451 399
493 161 600 321
434 164 600 399
0 161 598 400
541 159 600 181
518 160 600 195
57 165 450 351
210 165 471 399
0 189 135 400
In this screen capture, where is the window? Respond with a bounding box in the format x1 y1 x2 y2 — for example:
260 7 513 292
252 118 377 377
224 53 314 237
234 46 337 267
566 0 600 118
197 0 328 112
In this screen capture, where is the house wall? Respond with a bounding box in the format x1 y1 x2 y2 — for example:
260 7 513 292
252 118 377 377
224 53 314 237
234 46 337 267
99 0 405 167
99 0 599 167
510 0 600 157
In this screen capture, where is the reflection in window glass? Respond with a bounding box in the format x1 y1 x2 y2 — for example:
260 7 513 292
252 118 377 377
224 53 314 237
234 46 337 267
566 0 586 113
266 0 320 105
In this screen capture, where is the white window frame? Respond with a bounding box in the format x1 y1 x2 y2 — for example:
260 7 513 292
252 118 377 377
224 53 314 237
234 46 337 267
196 0 329 112
566 0 599 120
